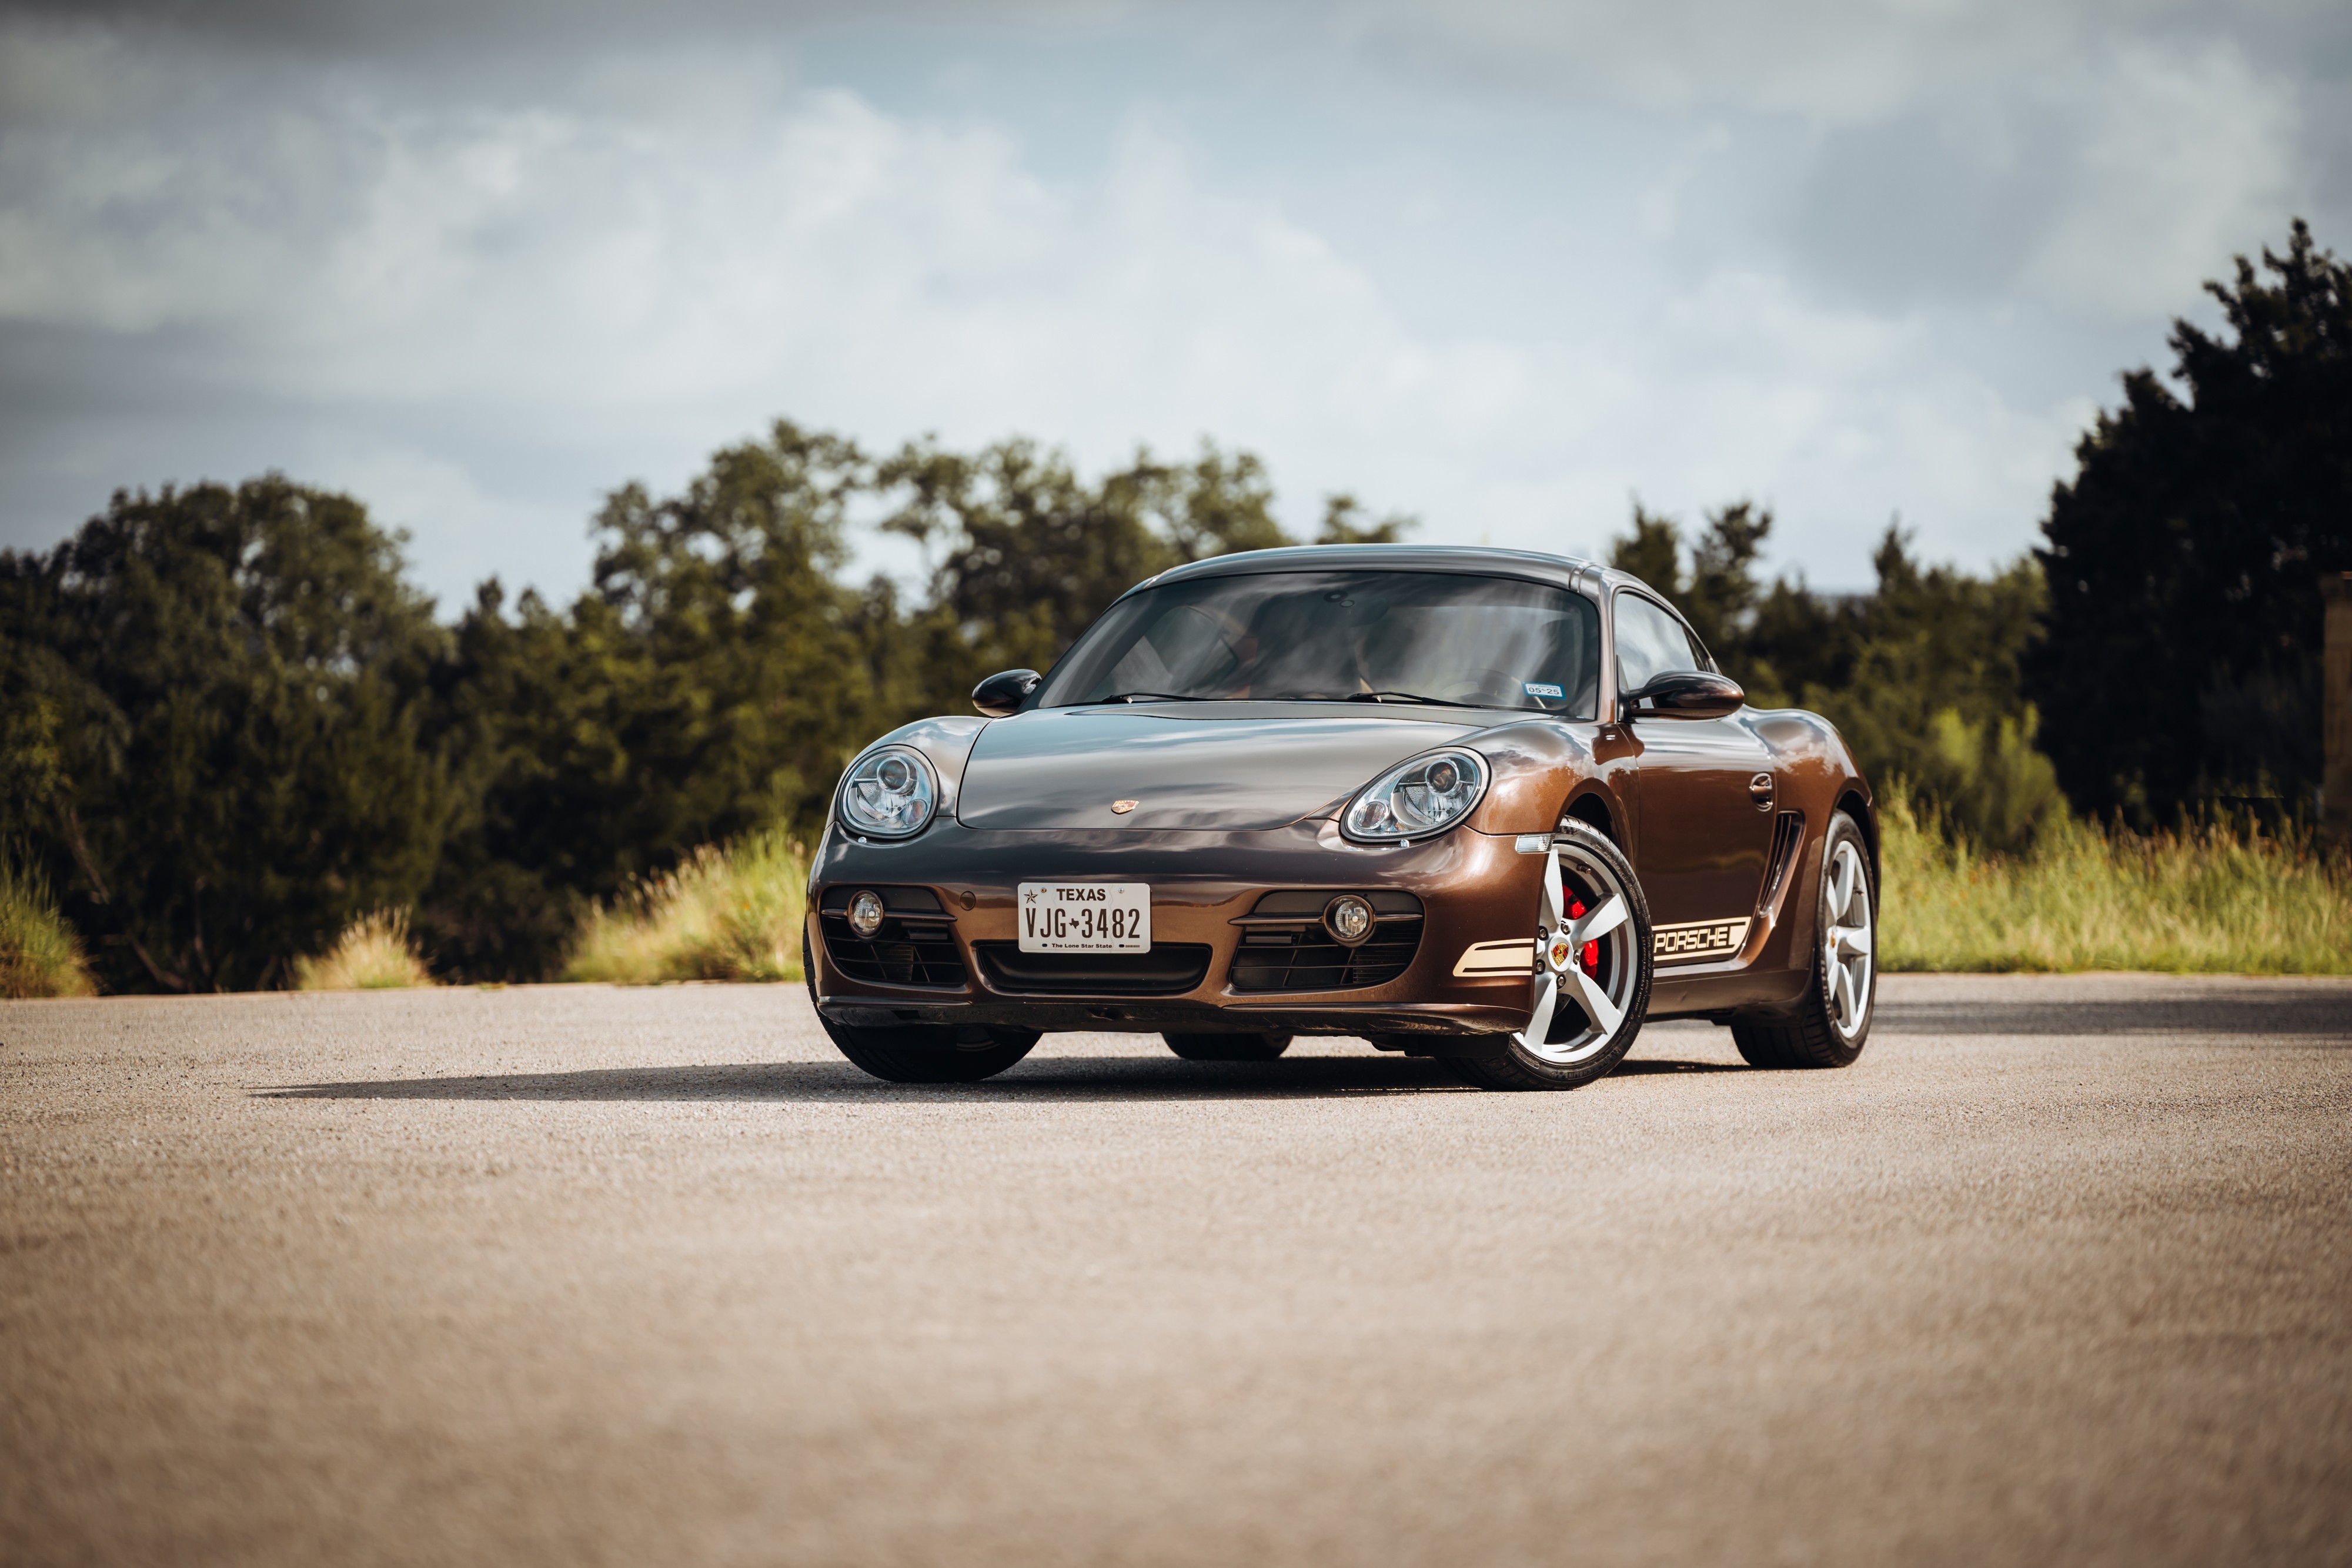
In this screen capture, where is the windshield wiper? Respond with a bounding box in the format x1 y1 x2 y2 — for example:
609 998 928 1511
1096 691 1215 704
1343 690 1462 707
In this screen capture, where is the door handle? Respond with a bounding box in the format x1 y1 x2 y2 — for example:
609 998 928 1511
1749 773 1775 810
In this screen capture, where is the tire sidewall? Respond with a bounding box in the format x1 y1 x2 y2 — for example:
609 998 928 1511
1808 813 1876 1064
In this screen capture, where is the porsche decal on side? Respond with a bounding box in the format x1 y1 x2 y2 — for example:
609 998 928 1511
1652 917 1750 963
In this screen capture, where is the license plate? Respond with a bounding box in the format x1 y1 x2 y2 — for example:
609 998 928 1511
1017 882 1151 952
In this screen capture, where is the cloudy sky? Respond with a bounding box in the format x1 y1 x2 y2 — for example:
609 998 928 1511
2 1 2346 606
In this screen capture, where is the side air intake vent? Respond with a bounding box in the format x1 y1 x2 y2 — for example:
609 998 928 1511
1758 811 1806 912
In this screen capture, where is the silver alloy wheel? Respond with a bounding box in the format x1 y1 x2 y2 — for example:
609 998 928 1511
1823 837 1875 1039
1515 841 1640 1065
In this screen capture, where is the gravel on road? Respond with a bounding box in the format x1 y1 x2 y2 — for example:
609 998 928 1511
4 974 2349 1567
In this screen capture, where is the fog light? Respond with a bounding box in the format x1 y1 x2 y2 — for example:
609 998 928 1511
847 889 887 940
1324 894 1375 947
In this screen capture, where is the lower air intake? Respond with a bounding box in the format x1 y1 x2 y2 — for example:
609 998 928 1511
1227 890 1423 993
973 943 1213 996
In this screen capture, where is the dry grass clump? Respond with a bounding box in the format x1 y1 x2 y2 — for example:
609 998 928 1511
563 830 806 985
293 909 437 990
1879 792 2351 974
1 854 97 998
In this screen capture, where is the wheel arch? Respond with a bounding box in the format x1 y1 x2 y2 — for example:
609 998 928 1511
1563 789 1618 842
1835 785 1879 888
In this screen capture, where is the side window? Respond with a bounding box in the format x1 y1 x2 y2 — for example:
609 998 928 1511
1615 593 1700 693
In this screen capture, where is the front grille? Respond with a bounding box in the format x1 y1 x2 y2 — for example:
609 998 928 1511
1227 890 1422 993
819 885 967 989
973 943 1214 996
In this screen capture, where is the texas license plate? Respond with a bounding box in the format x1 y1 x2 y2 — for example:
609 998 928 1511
1017 882 1151 952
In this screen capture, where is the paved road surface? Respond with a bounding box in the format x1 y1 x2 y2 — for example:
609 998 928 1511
5 975 2350 1567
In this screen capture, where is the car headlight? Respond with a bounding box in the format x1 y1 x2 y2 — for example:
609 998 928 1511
1341 748 1489 842
837 745 938 839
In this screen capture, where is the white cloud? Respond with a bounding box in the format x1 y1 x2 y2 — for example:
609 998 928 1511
0 13 2256 600
2021 36 2304 315
1351 0 2126 126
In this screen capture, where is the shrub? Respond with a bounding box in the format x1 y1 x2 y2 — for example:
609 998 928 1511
563 829 806 985
1 852 96 998
292 910 436 990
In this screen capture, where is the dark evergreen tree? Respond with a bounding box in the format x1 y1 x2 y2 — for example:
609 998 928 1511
1611 504 2059 849
2028 219 2352 824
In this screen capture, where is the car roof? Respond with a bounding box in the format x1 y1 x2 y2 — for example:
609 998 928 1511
1141 542 1660 600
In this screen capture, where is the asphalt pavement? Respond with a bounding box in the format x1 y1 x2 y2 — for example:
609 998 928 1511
4 974 2349 1567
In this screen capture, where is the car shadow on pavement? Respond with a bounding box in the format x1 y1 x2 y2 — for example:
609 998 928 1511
1877 994 2352 1041
256 1052 1748 1104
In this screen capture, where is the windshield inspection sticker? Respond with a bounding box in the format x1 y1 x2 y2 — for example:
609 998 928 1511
1522 682 1565 700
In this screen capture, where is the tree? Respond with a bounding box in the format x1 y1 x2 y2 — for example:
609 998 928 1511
4 425 1424 985
877 437 1175 717
1608 503 1682 603
876 435 1404 718
1607 499 1776 663
1313 494 1416 546
2028 219 2352 825
417 422 884 979
1806 531 2059 850
0 479 454 991
1610 504 2060 849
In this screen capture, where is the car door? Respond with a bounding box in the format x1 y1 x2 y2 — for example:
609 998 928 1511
1614 590 1777 961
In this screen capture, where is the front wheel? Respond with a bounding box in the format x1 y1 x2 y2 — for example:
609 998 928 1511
825 1021 1041 1084
1731 810 1876 1069
806 931 1040 1083
1444 817 1653 1091
1164 1032 1292 1061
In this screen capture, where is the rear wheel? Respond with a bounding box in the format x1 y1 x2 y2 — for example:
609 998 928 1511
1444 817 1652 1091
1731 811 1876 1069
806 931 1040 1083
1163 1031 1292 1061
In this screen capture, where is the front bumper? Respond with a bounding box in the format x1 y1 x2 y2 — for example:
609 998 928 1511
807 817 1544 1038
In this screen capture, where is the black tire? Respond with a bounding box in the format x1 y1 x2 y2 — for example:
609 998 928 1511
804 930 1039 1083
1732 810 1876 1069
1162 1031 1292 1061
1442 815 1653 1091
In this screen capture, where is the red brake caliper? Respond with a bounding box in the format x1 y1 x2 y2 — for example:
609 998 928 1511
1567 897 1599 975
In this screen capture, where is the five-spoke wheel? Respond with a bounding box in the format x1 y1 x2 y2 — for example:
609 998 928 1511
1820 832 1875 1042
1445 817 1653 1091
1731 810 1876 1069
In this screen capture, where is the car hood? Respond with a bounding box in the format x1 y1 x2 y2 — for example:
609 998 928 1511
954 703 1490 831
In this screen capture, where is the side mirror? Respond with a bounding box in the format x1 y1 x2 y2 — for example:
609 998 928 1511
1624 670 1744 721
971 668 1042 718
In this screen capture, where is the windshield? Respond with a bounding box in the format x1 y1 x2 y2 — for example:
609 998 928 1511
1037 569 1602 717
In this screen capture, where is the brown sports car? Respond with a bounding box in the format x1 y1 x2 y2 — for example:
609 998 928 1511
804 544 1878 1090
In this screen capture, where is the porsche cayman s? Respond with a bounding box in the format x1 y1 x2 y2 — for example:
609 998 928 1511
804 544 1879 1090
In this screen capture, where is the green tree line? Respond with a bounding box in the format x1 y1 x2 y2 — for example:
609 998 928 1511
0 432 1405 988
4 220 2344 991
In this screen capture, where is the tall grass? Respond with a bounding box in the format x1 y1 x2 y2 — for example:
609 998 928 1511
546 799 2347 986
293 909 436 990
1879 792 2352 974
1 853 97 998
563 828 807 985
